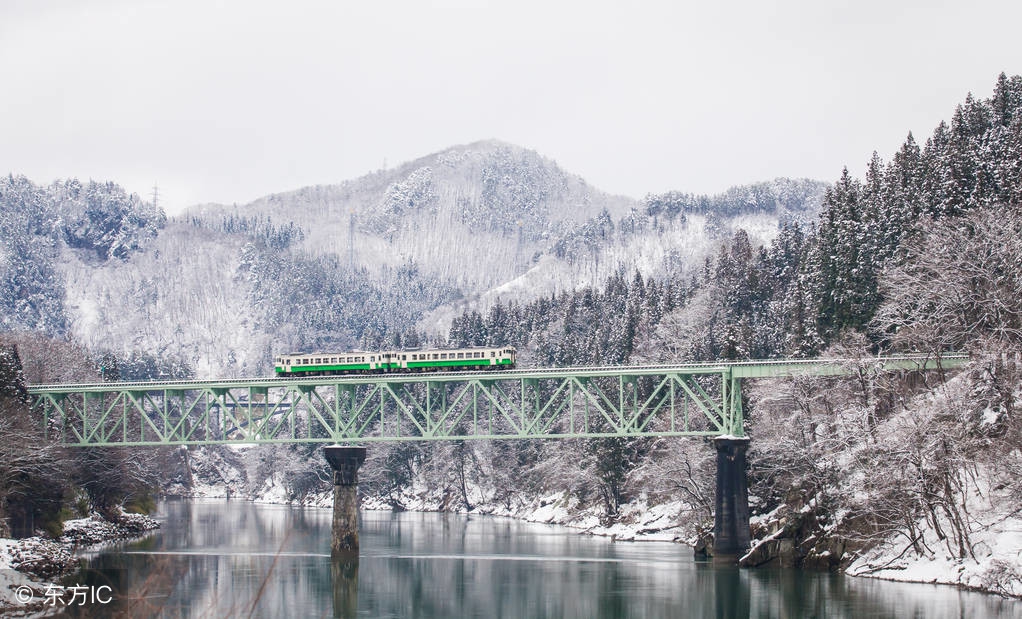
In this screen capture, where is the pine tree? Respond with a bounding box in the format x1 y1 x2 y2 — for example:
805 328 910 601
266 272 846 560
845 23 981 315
0 344 28 402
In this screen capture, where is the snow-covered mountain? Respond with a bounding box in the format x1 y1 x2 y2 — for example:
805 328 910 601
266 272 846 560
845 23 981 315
187 140 637 292
184 140 826 336
2 140 826 377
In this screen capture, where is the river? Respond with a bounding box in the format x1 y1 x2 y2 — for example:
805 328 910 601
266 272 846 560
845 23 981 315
58 500 1020 618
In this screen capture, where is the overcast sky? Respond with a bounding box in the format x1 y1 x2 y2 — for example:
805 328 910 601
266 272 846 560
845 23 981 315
2 0 1021 215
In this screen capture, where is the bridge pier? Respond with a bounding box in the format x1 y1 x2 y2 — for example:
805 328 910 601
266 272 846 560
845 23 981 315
324 445 367 558
712 436 750 563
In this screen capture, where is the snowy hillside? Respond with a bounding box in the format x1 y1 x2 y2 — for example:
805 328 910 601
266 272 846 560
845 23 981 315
186 140 637 293
4 140 823 377
181 143 826 340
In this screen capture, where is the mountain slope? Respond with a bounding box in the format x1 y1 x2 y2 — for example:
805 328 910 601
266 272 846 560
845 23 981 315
187 140 636 292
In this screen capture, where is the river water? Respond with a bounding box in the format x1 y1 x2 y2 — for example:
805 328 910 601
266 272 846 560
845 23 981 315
59 500 1020 618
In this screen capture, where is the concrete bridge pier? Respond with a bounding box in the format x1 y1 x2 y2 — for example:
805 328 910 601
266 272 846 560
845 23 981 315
712 436 751 563
323 445 367 558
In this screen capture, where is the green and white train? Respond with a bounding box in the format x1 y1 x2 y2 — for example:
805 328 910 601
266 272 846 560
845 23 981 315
274 346 517 376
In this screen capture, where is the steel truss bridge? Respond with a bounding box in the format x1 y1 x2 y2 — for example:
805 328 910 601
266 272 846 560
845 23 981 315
26 355 966 447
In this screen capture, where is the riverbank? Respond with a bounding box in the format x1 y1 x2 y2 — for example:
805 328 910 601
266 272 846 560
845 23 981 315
249 473 693 544
0 511 160 614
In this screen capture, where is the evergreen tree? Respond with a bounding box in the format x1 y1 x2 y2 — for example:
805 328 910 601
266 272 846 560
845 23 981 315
0 344 28 402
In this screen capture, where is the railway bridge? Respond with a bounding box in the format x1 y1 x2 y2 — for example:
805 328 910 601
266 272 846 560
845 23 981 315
27 354 966 560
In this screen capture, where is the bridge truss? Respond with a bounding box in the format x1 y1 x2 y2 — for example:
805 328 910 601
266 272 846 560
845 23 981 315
27 356 966 447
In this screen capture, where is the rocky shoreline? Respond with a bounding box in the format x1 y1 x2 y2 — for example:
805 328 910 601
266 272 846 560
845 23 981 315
0 511 160 614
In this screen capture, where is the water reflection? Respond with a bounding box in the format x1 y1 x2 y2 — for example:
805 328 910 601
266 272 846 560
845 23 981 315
59 500 1021 618
332 558 358 619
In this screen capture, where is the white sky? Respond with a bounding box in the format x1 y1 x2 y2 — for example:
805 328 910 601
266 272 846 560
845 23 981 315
2 0 1020 215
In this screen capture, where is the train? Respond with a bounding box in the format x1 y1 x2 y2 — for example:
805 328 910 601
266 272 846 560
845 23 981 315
274 346 517 376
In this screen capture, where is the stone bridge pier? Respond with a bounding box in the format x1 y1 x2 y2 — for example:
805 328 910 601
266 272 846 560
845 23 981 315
712 436 751 562
323 445 367 558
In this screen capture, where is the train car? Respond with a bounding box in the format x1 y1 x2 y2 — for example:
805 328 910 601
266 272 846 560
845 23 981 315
274 346 516 376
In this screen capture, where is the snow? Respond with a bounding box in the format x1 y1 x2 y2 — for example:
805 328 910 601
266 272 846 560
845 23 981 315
252 472 291 505
848 475 1022 598
419 212 779 335
0 512 159 613
981 407 1001 426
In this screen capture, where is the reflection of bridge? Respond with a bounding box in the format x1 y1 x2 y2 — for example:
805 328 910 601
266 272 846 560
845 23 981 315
27 356 965 447
27 354 966 561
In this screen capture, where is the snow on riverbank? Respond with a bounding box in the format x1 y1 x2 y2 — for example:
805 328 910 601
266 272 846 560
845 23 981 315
848 474 1022 598
251 477 692 544
0 512 160 613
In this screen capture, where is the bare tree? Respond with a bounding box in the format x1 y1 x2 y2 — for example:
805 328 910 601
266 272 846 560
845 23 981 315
872 205 1022 354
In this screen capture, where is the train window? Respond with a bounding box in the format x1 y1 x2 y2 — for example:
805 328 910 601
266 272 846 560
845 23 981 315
402 355 407 360
370 356 375 362
491 352 495 357
456 353 463 359
441 353 447 360
432 354 438 360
